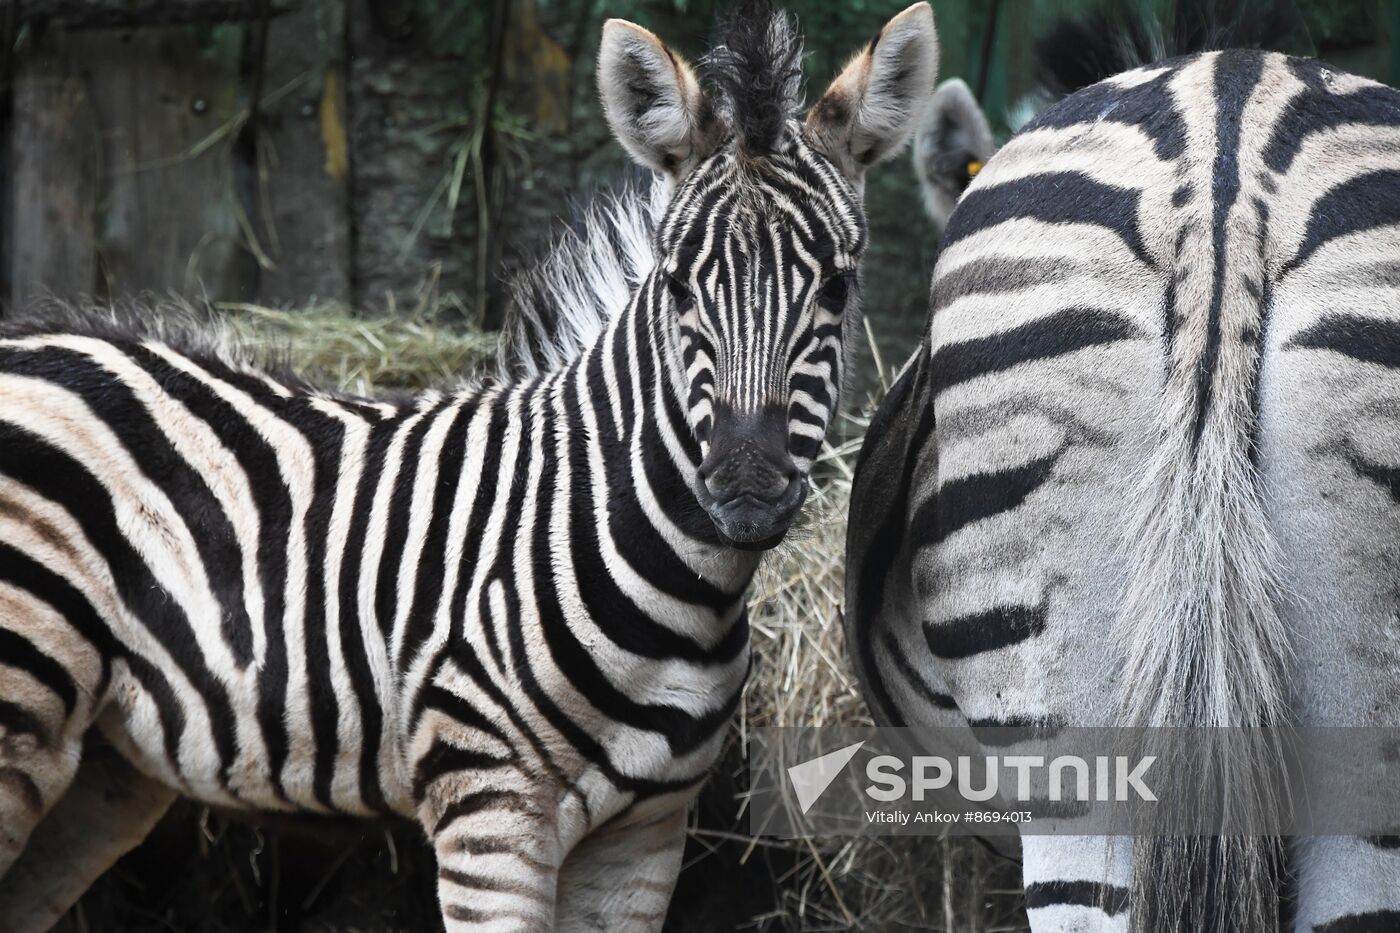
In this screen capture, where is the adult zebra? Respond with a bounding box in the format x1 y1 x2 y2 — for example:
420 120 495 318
847 40 1400 933
0 3 939 930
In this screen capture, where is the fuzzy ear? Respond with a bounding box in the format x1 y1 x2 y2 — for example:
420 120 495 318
806 2 940 180
597 20 722 176
914 78 995 231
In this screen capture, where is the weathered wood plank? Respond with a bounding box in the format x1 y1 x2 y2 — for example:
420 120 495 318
13 0 291 30
6 37 99 310
73 26 253 299
345 0 479 314
254 0 351 307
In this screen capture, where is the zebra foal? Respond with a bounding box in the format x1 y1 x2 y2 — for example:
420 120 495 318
0 2 939 930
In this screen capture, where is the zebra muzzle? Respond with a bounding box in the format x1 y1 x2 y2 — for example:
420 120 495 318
696 409 807 549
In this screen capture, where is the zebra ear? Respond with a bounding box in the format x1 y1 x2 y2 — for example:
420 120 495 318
806 2 940 181
914 78 995 231
598 19 722 177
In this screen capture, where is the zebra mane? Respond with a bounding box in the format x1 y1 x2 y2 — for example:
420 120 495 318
1034 0 1305 96
0 296 272 375
495 179 664 380
702 0 804 155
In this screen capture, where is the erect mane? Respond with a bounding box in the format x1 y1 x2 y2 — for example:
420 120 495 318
495 179 663 380
702 0 804 155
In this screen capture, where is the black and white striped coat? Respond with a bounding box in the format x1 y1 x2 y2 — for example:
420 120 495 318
0 3 939 930
848 49 1400 932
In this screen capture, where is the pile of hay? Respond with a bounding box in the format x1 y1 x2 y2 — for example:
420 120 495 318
218 302 498 393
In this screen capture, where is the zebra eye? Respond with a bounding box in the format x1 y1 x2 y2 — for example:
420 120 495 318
665 273 693 307
818 274 852 308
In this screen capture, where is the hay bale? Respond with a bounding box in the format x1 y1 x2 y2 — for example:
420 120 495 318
218 302 498 394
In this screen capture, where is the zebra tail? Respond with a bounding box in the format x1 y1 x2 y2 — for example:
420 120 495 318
1117 195 1289 929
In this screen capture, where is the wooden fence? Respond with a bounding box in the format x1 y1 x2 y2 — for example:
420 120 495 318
2 0 1396 338
0 0 517 317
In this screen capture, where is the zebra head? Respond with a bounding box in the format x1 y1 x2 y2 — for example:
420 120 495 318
598 1 940 549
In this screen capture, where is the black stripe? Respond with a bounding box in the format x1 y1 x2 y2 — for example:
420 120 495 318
1316 912 1400 933
288 403 347 812
1344 450 1400 506
928 308 1140 398
1024 64 1186 160
399 402 472 669
0 628 77 716
438 867 528 895
339 420 393 813
569 353 745 664
1285 314 1400 369
412 740 512 803
910 453 1059 551
941 172 1152 268
1248 197 1274 467
1024 880 1129 917
1193 52 1264 448
1286 170 1400 274
879 628 958 712
510 389 707 796
1263 62 1400 174
443 644 586 816
0 699 47 746
432 789 533 835
930 256 1078 314
535 388 737 758
0 766 44 815
966 715 1062 747
375 398 454 638
414 683 512 746
0 543 186 771
924 604 1047 660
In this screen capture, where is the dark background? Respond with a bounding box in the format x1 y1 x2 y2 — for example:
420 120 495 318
4 1 1394 369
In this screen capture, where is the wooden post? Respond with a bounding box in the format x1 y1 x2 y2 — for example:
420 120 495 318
254 0 352 307
6 41 98 310
71 26 253 300
345 0 477 315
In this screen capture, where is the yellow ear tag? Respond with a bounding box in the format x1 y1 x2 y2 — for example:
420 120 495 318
967 159 983 177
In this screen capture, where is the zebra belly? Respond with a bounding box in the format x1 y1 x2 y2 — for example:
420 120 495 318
93 657 404 817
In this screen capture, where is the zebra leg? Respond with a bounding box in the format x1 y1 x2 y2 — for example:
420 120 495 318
426 792 561 932
554 808 686 933
0 731 81 882
0 618 93 883
0 742 175 933
1020 835 1132 933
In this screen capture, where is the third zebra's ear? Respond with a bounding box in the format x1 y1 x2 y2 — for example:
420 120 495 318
597 19 722 177
806 2 940 182
914 78 995 232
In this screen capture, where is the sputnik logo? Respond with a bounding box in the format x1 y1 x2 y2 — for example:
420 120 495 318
787 741 865 814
